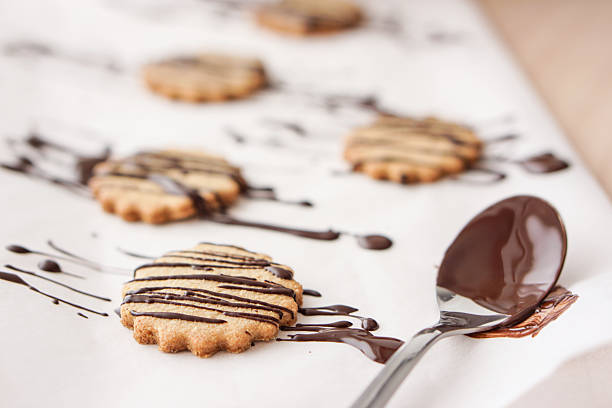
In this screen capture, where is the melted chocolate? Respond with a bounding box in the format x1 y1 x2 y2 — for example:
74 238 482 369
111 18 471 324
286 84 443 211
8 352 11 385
278 329 403 364
77 312 88 319
437 195 566 324
5 265 111 302
116 247 156 260
355 235 393 250
519 152 570 174
1 133 110 194
299 305 380 331
281 321 353 331
265 265 294 280
470 286 578 339
130 311 227 324
0 270 109 316
37 259 84 279
303 289 322 297
245 186 313 207
3 40 123 74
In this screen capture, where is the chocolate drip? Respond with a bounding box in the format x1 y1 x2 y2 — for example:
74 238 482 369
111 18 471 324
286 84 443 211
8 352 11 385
355 234 393 250
245 186 313 207
278 329 403 364
130 311 227 324
1 133 110 192
452 166 507 184
303 289 322 297
37 259 84 279
299 305 380 330
0 270 108 316
281 321 353 331
38 259 62 272
46 240 129 275
77 312 88 319
116 247 156 260
518 152 570 174
265 265 294 280
3 40 123 74
5 265 111 302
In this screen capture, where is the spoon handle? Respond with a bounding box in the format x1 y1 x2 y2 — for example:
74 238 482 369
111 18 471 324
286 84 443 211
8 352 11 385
351 326 447 408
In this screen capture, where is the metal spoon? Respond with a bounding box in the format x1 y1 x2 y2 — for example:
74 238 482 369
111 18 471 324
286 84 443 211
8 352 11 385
352 195 567 408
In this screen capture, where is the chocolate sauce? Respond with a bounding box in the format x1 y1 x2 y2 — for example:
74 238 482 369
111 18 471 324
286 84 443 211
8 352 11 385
3 40 123 74
130 311 227 324
355 234 393 250
37 259 84 279
116 247 156 260
265 265 294 280
470 286 578 339
299 305 380 331
0 270 109 316
77 312 88 319
209 213 393 250
303 289 322 297
5 265 111 302
1 133 110 193
245 186 313 207
281 321 353 331
518 152 570 174
278 329 403 364
437 195 566 324
263 119 307 137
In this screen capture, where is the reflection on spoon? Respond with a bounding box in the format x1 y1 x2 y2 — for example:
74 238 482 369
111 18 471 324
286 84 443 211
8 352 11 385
352 195 567 408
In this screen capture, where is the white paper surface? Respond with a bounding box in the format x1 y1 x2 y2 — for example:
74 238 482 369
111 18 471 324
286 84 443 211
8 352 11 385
1 1 611 407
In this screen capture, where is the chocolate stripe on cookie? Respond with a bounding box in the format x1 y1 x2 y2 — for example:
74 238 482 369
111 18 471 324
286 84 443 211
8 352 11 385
119 243 302 357
344 116 483 183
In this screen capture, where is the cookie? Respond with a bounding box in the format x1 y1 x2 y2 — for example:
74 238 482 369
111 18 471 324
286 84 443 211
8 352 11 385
89 149 246 223
142 54 267 102
255 0 362 36
119 243 303 357
344 116 482 183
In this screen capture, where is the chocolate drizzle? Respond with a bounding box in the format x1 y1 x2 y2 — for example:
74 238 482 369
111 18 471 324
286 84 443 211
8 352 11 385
5 265 111 302
1 132 110 193
0 270 109 316
299 304 380 331
303 289 322 297
121 244 301 328
278 329 403 364
6 241 129 275
518 152 570 174
37 259 84 279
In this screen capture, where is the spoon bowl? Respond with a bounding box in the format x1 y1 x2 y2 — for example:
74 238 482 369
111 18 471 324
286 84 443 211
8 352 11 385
352 195 567 408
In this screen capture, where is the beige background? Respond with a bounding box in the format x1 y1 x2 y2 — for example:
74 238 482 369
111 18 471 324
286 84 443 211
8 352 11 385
479 0 612 199
479 1 612 406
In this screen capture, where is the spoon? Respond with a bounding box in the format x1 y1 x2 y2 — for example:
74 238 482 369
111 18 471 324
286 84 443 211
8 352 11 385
352 195 567 408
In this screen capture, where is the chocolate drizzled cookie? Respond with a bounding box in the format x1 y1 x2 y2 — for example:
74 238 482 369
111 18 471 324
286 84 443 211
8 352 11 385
255 0 362 36
344 116 482 183
89 149 245 223
120 243 302 357
143 53 267 102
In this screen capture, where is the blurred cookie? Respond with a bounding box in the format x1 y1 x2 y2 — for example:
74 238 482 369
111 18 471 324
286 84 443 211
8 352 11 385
255 0 362 36
89 149 245 223
142 54 267 102
120 242 302 357
344 116 482 183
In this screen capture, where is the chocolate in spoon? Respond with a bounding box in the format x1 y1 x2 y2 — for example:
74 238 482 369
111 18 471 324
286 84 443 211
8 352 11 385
352 195 567 407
